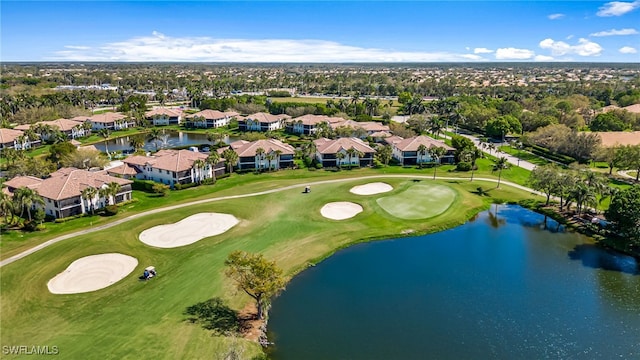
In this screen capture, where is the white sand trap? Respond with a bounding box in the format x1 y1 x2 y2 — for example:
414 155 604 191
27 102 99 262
321 202 363 220
139 213 239 248
48 253 138 294
350 182 393 195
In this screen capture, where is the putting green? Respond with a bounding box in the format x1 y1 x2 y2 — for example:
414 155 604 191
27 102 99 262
376 183 457 219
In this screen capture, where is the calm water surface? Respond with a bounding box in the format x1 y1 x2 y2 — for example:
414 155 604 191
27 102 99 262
93 131 239 152
267 205 640 359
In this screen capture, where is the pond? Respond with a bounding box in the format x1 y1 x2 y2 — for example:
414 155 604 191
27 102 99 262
92 131 240 153
267 205 640 359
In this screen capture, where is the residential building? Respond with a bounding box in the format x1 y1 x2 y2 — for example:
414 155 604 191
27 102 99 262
88 112 133 131
16 118 89 140
330 120 390 136
286 114 345 135
3 168 133 219
229 139 295 170
314 137 376 167
238 112 290 132
0 128 40 150
118 149 224 187
145 108 182 126
185 110 236 128
388 135 455 165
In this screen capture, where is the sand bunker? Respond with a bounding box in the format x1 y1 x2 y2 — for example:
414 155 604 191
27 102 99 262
350 182 393 195
48 253 138 294
139 213 239 248
321 202 363 220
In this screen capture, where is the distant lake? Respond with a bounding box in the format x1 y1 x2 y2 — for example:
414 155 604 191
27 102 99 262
267 205 640 359
93 131 240 153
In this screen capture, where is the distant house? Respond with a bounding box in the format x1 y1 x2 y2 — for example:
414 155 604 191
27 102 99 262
88 112 133 131
238 112 290 132
388 135 455 165
145 108 182 126
229 139 295 170
185 110 236 128
313 137 376 167
118 149 224 187
16 118 89 140
330 120 390 137
286 114 345 135
0 128 40 150
3 168 133 219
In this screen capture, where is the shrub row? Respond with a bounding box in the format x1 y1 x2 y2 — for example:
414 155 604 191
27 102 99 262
527 145 576 165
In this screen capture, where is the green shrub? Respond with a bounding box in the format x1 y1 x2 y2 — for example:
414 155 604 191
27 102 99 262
104 205 119 216
315 162 323 169
456 161 472 171
132 179 157 192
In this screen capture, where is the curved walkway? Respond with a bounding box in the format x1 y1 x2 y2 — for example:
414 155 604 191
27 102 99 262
618 170 638 181
0 175 543 268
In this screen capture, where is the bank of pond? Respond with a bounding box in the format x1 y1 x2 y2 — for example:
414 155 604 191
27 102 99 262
267 205 640 359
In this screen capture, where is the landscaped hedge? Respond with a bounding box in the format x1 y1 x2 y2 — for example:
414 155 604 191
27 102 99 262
132 179 157 192
527 145 576 165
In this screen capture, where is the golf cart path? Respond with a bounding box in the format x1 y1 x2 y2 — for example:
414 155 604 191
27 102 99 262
0 175 543 268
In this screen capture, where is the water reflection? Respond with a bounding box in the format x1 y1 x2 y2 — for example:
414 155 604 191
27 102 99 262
569 244 639 275
92 131 239 153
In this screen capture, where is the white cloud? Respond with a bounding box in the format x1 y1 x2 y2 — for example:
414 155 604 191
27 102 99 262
461 54 484 60
548 13 565 20
539 38 603 56
596 0 640 16
473 47 494 54
619 46 638 53
64 45 91 50
495 47 535 60
49 33 489 62
590 28 639 36
566 35 575 40
535 55 556 61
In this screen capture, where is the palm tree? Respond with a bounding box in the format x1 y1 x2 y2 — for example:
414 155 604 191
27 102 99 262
129 134 146 153
428 146 446 180
255 147 265 170
206 130 225 147
345 148 357 169
81 186 98 215
417 144 428 168
429 117 444 139
461 148 483 182
265 153 275 171
206 152 220 182
376 145 393 166
192 159 206 183
98 128 112 155
273 150 282 170
492 156 509 188
222 148 238 173
0 191 15 224
336 151 346 169
13 187 44 222
102 182 121 206
146 128 163 151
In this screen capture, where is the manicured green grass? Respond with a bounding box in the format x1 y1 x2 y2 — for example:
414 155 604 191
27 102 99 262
376 183 456 219
498 146 550 167
0 175 538 359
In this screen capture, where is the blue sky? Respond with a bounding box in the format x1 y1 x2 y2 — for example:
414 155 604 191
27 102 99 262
1 1 639 62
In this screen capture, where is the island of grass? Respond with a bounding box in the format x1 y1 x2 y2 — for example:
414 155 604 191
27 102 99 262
0 175 538 359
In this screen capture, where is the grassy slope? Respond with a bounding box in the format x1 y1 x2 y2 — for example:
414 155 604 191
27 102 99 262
1 175 537 359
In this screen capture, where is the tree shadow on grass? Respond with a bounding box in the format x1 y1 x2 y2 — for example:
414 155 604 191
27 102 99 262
184 297 249 335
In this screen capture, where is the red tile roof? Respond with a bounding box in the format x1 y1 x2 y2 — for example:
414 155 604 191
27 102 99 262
123 149 209 172
0 128 25 144
4 168 132 200
241 112 290 123
392 135 454 152
89 112 127 124
145 108 182 118
314 137 375 154
230 139 295 157
186 110 232 120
